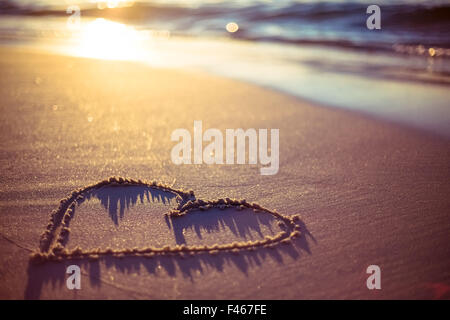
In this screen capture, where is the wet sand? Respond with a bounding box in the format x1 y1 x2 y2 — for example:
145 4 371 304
0 47 449 299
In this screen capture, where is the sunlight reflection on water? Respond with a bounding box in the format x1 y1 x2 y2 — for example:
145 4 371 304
73 18 144 60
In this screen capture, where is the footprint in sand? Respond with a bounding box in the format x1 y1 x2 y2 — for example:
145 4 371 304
31 177 304 263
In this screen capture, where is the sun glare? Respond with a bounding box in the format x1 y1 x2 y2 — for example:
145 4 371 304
75 18 143 60
90 0 135 9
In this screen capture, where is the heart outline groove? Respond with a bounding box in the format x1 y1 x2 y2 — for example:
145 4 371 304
31 176 303 263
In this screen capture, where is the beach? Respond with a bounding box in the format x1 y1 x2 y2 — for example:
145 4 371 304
0 47 449 299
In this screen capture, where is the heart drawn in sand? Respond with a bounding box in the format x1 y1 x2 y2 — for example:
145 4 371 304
31 177 303 263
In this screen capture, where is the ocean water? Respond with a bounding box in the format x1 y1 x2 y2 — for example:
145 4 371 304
1 0 449 136
2 0 450 53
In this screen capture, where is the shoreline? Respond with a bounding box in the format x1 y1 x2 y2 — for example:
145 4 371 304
4 37 450 139
3 43 449 142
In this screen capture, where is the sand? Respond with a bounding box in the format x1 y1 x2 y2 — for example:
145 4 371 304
0 47 449 299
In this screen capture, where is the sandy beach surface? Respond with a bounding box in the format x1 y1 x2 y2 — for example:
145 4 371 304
0 47 449 299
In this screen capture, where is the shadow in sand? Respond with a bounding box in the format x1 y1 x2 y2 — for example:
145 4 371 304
24 232 313 299
25 185 314 299
40 184 184 253
169 207 276 245
83 185 179 225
